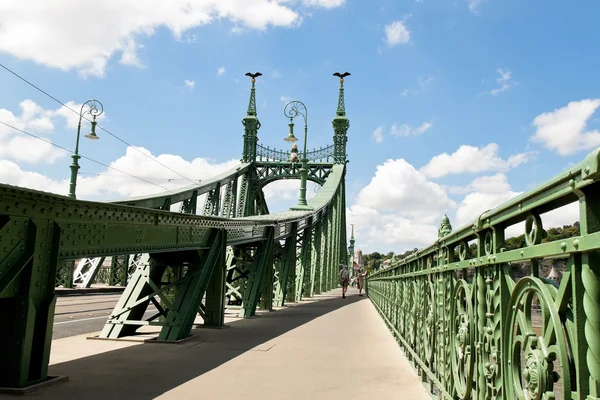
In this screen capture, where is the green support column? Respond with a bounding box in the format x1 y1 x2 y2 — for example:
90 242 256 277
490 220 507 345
203 245 229 328
327 207 336 290
100 259 168 339
299 220 314 299
274 223 298 307
109 255 129 286
577 184 600 397
260 246 275 311
286 233 300 303
310 221 322 296
319 215 329 293
239 227 275 318
0 219 60 389
159 229 226 341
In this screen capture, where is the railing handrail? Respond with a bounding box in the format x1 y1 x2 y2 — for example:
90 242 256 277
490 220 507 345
370 146 600 276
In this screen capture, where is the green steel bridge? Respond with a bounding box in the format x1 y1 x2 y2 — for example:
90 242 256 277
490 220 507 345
0 73 599 400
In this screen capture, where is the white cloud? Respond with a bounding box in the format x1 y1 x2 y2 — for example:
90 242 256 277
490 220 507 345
347 205 439 250
355 159 455 216
490 68 512 95
530 99 600 156
453 173 579 240
280 96 292 103
0 0 344 77
272 70 282 78
302 0 345 8
262 180 318 205
420 143 535 178
0 99 94 164
372 126 384 143
384 21 410 46
0 145 240 200
347 159 455 252
402 75 434 96
217 66 226 77
347 150 578 253
454 174 521 227
389 121 432 136
184 80 196 90
468 0 487 12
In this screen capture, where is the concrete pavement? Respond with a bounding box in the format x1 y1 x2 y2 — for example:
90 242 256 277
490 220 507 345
7 289 430 400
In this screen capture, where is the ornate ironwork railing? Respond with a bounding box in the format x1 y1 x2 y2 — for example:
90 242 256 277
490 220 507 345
366 147 600 400
256 143 334 162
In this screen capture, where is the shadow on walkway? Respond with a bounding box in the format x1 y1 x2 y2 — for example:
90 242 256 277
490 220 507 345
20 292 365 399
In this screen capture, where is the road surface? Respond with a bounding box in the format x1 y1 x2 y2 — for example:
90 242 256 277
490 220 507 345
53 294 157 339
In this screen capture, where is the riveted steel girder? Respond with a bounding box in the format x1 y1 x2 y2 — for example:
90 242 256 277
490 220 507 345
0 219 60 388
273 223 297 307
239 227 275 318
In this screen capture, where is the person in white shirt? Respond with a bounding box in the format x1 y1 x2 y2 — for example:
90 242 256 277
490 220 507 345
340 264 350 298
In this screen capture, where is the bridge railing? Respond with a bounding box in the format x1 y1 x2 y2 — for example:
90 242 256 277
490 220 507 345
256 143 334 162
366 147 600 399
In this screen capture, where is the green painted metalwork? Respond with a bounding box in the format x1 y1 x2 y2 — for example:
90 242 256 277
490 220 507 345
367 146 600 400
1 72 350 389
239 227 275 318
68 99 103 199
283 100 312 211
274 222 297 307
256 143 335 163
332 73 350 164
55 260 75 288
109 255 129 286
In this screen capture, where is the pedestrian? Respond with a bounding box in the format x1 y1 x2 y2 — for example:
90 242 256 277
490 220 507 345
340 264 350 298
357 267 367 296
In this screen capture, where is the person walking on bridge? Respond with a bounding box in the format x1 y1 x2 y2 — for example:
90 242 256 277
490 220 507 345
357 267 367 296
340 264 350 298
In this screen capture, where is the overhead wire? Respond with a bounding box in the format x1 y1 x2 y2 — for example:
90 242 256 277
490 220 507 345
0 62 198 185
0 120 175 194
79 172 202 183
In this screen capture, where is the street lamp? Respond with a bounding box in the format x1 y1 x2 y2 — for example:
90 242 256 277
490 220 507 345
68 99 103 199
283 100 312 211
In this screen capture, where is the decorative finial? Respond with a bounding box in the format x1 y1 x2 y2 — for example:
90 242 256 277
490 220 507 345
245 72 262 84
244 72 262 116
333 72 350 116
438 214 452 238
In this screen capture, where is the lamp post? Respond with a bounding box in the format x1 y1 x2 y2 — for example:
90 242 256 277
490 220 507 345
283 100 312 211
68 99 103 199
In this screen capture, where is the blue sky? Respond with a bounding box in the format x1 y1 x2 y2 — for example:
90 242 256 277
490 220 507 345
0 0 599 253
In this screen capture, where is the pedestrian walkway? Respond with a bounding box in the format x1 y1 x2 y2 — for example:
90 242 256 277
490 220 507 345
7 289 430 399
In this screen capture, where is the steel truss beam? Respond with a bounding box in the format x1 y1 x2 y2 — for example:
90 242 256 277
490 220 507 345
0 218 60 388
99 228 227 341
254 162 332 187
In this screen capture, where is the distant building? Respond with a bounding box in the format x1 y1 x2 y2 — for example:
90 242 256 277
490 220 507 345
354 249 364 272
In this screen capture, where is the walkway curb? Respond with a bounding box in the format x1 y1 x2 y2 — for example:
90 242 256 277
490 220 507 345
0 376 69 395
55 287 125 296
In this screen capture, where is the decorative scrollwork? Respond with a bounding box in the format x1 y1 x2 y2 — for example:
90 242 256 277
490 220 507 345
451 279 475 399
524 213 544 247
256 143 335 162
424 280 436 363
484 231 494 256
503 276 570 400
458 240 469 261
407 280 417 346
80 99 104 119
